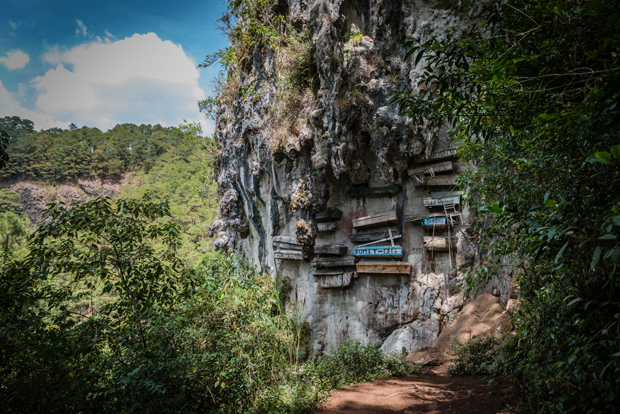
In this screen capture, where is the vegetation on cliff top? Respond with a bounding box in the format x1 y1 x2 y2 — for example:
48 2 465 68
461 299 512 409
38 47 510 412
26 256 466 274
394 0 620 411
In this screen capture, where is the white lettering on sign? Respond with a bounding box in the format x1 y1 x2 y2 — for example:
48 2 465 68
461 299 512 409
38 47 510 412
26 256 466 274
318 273 352 288
353 246 403 257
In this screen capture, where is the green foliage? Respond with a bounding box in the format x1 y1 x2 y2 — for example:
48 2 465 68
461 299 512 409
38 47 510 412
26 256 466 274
0 128 9 170
0 211 29 265
393 0 620 411
0 117 185 183
305 342 420 390
0 188 21 213
447 335 519 377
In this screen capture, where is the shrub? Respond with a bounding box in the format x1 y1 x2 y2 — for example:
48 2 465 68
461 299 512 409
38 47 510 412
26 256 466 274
447 334 518 377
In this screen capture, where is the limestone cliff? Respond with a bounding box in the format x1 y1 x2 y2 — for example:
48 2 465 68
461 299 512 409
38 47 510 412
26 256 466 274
210 0 510 355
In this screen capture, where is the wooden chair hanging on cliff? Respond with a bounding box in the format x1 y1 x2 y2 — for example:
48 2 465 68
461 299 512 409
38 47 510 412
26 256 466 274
443 201 462 226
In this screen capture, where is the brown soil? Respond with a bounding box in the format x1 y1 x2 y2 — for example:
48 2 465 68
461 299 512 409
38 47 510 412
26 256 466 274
315 367 519 414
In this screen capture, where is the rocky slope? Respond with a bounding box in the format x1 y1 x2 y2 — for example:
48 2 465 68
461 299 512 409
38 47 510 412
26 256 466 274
209 0 512 355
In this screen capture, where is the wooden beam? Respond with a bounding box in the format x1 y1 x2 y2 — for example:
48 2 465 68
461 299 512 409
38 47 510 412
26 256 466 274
312 256 356 268
405 212 445 222
273 241 302 251
314 269 348 276
351 228 400 243
315 208 343 222
352 212 398 229
413 147 458 163
356 261 412 275
417 175 458 187
408 161 453 177
314 245 348 255
274 250 304 260
347 186 399 198
317 222 338 233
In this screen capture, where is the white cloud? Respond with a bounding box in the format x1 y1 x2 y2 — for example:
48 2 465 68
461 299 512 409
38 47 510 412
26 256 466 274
0 81 68 130
30 33 209 133
75 19 89 37
104 29 116 40
0 50 30 69
9 21 17 31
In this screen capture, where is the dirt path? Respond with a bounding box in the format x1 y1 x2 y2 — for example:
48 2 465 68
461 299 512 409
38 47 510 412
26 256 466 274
316 368 519 414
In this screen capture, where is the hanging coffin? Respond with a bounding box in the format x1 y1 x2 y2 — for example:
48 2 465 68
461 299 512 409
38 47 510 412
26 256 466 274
421 216 448 231
422 195 461 208
317 222 338 233
314 245 348 256
315 271 355 288
273 236 302 251
423 236 456 252
316 208 343 222
413 147 458 163
356 261 412 275
353 245 403 258
274 250 304 260
417 175 458 187
312 256 356 268
352 212 398 229
351 228 400 243
408 161 454 178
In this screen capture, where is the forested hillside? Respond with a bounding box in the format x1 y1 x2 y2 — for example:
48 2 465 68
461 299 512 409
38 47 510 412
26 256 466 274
0 116 217 262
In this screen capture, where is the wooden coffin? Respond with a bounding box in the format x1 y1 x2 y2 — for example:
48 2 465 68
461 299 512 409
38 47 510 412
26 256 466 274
353 245 403 258
422 195 461 208
316 208 343 222
314 245 348 256
273 235 302 251
417 175 458 187
347 186 399 198
413 147 458 163
274 250 304 260
312 256 356 268
405 212 444 222
351 228 400 243
316 272 354 288
317 222 338 233
408 161 453 177
430 190 464 199
421 216 448 232
352 212 398 229
356 261 412 275
423 236 456 252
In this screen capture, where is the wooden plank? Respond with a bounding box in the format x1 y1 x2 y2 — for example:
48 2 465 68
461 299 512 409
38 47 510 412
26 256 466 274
317 222 338 233
422 195 461 207
408 161 453 177
315 208 343 222
356 261 412 275
314 269 348 276
430 190 464 199
413 147 458 163
314 245 348 255
312 256 356 268
423 236 456 251
273 236 297 244
316 272 354 288
417 175 458 187
353 245 403 258
274 250 304 260
347 186 399 198
351 228 400 243
273 241 302 251
352 212 398 229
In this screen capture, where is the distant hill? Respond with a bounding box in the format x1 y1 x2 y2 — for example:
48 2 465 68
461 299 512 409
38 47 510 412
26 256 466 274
0 116 217 263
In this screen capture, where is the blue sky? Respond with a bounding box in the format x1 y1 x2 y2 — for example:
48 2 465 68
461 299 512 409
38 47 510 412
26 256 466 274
0 0 229 133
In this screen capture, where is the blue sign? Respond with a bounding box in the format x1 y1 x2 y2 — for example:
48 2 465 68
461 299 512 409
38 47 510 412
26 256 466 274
421 217 447 226
353 246 403 258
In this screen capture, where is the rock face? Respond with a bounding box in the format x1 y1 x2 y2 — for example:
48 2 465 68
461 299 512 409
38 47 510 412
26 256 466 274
6 175 131 223
211 0 503 355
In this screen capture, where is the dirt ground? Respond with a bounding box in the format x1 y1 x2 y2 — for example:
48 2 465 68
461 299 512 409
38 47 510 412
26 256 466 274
315 367 519 414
